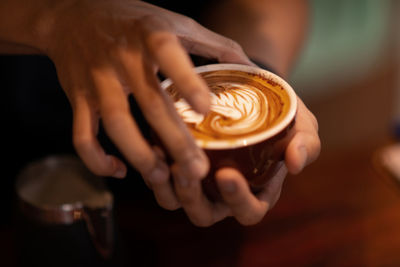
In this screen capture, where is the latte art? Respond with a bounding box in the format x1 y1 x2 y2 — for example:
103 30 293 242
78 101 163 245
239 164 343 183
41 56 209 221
167 69 290 143
162 64 297 200
175 83 269 136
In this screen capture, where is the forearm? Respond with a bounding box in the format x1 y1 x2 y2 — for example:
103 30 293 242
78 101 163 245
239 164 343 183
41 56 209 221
0 0 58 54
0 41 43 54
201 0 309 77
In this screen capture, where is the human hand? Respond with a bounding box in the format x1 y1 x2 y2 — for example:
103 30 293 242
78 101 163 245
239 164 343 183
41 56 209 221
19 0 319 226
30 0 252 201
170 97 320 226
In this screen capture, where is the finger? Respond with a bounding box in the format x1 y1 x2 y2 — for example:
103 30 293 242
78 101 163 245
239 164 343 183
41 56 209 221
255 164 288 209
296 97 319 133
150 146 181 210
72 93 127 178
177 19 254 66
91 65 170 185
172 165 229 227
150 176 181 210
136 2 253 65
285 132 320 174
141 16 210 114
216 168 270 226
285 98 321 174
116 48 209 184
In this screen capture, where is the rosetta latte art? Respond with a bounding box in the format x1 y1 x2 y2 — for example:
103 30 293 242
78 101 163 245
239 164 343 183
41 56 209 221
174 82 270 139
167 69 288 142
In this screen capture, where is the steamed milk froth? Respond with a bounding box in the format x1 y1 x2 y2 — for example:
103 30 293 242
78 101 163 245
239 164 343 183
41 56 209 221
175 83 268 135
168 70 290 144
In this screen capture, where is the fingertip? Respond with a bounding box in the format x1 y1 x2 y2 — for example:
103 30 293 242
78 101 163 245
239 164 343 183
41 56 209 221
215 167 243 180
109 156 127 179
191 89 211 115
181 77 211 115
216 168 267 226
216 168 247 196
160 200 181 211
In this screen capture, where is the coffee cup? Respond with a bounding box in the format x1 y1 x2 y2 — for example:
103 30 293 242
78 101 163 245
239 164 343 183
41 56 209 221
161 64 297 201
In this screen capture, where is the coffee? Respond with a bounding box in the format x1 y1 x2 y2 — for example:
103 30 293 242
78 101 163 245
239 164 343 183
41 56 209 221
162 64 297 201
167 69 291 148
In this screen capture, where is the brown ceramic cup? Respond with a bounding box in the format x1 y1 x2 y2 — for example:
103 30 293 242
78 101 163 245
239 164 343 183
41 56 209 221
161 64 297 201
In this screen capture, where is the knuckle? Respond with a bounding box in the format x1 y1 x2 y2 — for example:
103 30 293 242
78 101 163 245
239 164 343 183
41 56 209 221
218 39 247 62
146 31 177 52
72 132 93 151
101 106 128 129
174 140 198 163
99 98 126 115
219 37 244 57
226 39 243 52
139 14 169 30
147 173 168 186
137 156 158 176
179 16 199 31
72 124 96 154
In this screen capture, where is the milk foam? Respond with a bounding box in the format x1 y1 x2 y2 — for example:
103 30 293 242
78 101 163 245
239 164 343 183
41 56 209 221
174 82 269 137
163 64 297 149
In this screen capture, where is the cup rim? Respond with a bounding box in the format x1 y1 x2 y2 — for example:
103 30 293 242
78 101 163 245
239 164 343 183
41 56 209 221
161 63 297 149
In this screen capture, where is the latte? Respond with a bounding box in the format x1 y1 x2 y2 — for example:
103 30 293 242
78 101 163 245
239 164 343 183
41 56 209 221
161 64 297 201
166 69 292 148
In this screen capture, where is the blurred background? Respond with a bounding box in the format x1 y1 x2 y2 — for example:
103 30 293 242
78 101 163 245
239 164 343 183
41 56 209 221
1 0 400 266
292 0 398 152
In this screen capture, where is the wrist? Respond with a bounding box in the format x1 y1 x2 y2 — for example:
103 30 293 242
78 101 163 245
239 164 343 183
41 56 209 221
0 0 65 54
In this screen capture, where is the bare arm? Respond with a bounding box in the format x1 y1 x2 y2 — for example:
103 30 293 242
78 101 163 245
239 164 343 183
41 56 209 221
203 0 309 77
0 0 49 54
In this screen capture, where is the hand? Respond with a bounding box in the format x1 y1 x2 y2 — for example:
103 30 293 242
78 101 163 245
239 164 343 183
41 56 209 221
31 0 252 207
170 97 320 226
13 0 320 226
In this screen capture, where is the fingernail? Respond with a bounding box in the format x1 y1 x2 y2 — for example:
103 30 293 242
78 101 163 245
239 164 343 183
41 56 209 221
109 157 126 178
222 180 237 193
